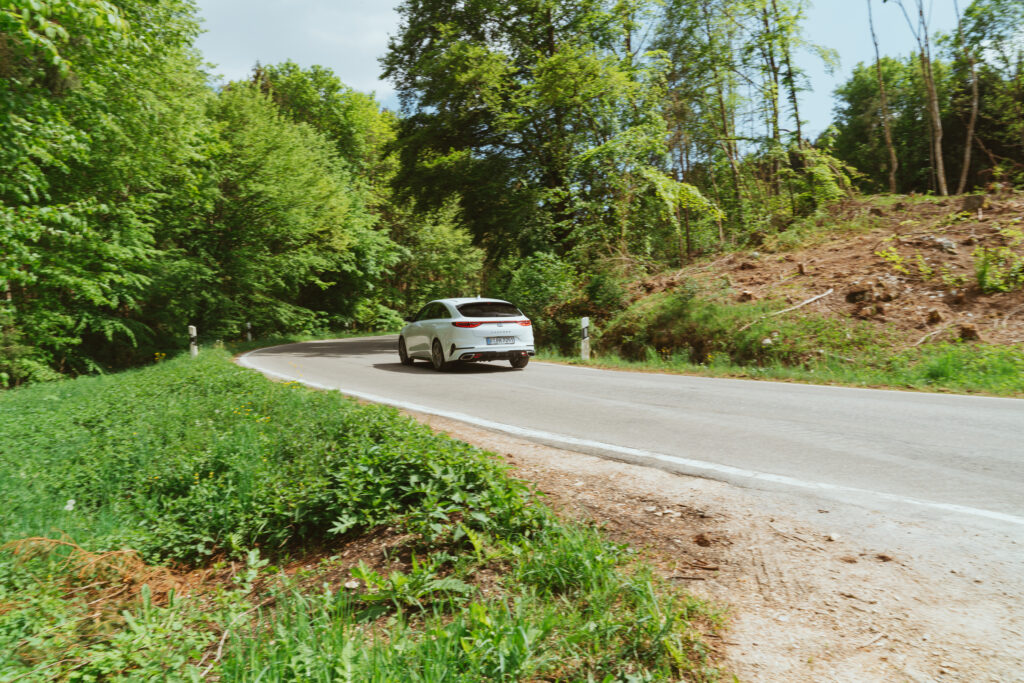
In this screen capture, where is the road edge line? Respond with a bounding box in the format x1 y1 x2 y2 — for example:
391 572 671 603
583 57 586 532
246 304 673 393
238 350 1024 529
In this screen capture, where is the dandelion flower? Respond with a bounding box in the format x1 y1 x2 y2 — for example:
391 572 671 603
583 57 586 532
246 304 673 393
63 499 76 512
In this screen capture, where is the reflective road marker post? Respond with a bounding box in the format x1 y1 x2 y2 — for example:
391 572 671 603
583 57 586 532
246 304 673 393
581 316 590 361
189 325 198 358
246 321 253 342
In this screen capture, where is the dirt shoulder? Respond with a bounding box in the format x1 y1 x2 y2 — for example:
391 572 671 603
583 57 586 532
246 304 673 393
409 410 1024 683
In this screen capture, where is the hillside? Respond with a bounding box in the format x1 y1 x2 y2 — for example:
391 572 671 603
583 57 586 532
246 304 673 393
697 192 1024 347
552 192 1024 396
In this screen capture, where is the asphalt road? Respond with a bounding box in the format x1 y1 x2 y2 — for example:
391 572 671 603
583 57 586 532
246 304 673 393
239 336 1024 536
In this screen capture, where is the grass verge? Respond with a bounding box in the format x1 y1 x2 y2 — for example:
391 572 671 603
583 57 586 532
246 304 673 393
0 350 722 681
541 286 1024 397
538 342 1024 397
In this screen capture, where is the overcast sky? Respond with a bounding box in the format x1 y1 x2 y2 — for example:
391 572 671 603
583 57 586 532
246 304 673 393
193 1 959 138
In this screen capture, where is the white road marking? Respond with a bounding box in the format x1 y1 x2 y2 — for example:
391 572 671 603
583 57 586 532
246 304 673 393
239 350 1024 528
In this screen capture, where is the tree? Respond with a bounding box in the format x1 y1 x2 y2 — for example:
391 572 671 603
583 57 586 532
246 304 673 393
0 0 209 379
382 0 710 262
0 2 405 382
831 56 938 193
888 0 949 195
384 199 485 313
867 0 899 193
149 83 396 339
959 0 1024 184
830 0 1024 193
952 0 981 194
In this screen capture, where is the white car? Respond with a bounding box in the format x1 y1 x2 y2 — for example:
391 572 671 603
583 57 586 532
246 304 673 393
398 298 535 370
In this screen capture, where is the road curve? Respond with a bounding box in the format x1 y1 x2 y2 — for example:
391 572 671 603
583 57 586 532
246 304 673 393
239 336 1024 535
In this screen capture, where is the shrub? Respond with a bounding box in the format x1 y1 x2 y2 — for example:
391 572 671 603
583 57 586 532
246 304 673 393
974 229 1024 293
500 253 579 349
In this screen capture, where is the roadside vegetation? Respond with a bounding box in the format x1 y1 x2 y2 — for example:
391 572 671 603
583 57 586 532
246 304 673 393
0 351 722 680
540 340 1024 397
529 190 1024 398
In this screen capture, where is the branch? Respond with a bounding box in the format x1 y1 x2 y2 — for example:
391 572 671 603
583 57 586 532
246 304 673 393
738 288 834 331
913 324 951 347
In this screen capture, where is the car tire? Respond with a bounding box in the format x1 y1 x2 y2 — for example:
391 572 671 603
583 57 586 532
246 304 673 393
398 336 413 366
509 353 529 369
430 339 449 371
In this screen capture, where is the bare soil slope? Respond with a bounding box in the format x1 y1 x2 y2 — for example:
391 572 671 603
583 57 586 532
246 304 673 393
633 192 1024 347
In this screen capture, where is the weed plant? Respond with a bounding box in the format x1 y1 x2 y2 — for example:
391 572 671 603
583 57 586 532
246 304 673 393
0 350 540 564
0 351 721 680
974 228 1024 293
220 525 721 682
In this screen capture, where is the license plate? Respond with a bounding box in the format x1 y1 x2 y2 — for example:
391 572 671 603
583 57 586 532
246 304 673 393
487 336 515 345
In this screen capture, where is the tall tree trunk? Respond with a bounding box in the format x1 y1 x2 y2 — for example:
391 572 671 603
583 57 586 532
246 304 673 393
922 49 946 194
759 4 782 194
896 0 947 195
918 0 948 194
920 4 948 195
868 0 899 193
701 0 743 237
954 0 979 194
759 4 781 147
771 0 802 144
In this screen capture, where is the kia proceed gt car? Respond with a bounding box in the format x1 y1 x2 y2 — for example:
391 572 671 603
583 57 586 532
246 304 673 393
398 298 535 370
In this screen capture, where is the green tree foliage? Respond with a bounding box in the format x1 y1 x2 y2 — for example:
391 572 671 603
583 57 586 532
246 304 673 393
654 0 849 245
1 0 206 381
382 0 714 262
498 252 579 346
0 2 400 384
958 0 1024 185
384 199 485 313
257 61 398 192
254 60 481 321
147 84 395 340
831 56 944 192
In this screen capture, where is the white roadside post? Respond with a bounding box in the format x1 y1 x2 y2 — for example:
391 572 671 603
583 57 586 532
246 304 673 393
246 321 253 342
188 325 198 358
581 316 590 361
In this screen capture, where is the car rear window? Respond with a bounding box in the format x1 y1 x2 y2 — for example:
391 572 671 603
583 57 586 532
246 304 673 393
457 302 522 318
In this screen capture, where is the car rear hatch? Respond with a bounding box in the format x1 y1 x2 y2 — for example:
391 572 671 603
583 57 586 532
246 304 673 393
453 302 531 346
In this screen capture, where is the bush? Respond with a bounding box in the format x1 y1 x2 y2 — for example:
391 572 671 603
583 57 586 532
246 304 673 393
353 300 405 331
599 283 888 367
974 229 1024 293
500 253 578 348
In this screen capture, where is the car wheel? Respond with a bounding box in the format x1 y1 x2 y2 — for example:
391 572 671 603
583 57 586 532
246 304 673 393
398 336 413 366
430 339 449 371
509 353 529 369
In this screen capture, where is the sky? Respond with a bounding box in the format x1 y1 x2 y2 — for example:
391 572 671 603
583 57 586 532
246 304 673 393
193 0 961 138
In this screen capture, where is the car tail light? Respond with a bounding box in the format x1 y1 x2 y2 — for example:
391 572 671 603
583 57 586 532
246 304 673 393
452 321 482 328
518 320 532 326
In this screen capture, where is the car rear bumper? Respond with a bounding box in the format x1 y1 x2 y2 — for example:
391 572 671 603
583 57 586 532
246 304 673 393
454 346 534 361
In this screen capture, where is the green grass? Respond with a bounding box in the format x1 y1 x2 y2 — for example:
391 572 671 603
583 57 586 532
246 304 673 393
539 342 1024 397
545 284 1024 397
219 526 721 682
0 351 722 681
